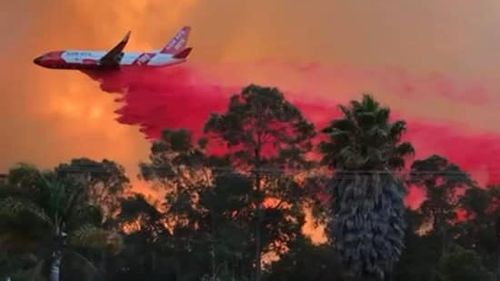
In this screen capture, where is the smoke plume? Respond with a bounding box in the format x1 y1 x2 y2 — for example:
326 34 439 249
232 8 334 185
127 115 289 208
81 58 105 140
85 64 500 189
84 66 232 139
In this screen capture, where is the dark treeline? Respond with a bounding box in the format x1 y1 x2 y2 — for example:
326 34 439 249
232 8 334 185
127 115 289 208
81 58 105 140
1 85 499 281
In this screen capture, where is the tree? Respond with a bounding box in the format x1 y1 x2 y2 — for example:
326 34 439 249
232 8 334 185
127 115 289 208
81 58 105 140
265 235 349 281
140 129 254 281
54 158 130 219
409 155 475 258
436 244 493 281
320 94 414 281
393 209 441 281
204 84 316 281
107 195 177 281
0 251 38 281
0 164 121 281
455 186 500 274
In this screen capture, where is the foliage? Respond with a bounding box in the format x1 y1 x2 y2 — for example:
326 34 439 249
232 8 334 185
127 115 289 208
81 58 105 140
139 129 252 280
410 155 475 258
2 89 500 281
455 185 500 270
0 164 121 281
393 209 441 281
410 155 475 228
204 84 316 171
204 84 316 281
321 94 414 281
55 158 130 219
106 195 177 281
320 94 414 170
265 236 349 281
436 245 494 281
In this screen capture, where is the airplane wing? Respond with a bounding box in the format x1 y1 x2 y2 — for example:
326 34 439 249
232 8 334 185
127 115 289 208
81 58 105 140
99 31 131 67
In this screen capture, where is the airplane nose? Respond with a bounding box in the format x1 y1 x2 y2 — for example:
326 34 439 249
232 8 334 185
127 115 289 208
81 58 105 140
33 56 43 65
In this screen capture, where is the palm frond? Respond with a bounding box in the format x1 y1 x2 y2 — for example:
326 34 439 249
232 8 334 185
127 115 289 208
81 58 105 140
68 225 108 249
0 197 52 226
64 250 101 278
39 176 67 219
68 225 122 254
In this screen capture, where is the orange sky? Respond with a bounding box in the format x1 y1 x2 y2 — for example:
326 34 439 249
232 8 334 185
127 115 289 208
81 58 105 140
3 1 500 218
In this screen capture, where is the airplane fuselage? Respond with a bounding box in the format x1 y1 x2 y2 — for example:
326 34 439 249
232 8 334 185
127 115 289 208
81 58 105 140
34 50 186 70
34 26 192 70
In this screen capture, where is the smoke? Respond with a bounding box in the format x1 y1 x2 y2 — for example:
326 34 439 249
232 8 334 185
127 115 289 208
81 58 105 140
83 66 232 139
3 0 500 179
407 121 500 185
84 63 500 191
3 0 500 243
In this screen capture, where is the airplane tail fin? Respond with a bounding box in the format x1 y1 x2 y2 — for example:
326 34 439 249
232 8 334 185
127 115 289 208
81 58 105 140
161 26 191 54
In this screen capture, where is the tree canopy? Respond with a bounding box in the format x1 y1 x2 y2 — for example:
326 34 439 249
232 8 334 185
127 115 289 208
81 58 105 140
321 94 414 281
1 86 497 281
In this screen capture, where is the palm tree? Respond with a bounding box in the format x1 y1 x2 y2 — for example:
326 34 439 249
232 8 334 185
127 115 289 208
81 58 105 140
320 94 414 281
0 164 122 281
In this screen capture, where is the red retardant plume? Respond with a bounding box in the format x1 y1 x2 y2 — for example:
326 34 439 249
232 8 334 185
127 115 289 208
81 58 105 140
84 65 500 188
84 66 232 139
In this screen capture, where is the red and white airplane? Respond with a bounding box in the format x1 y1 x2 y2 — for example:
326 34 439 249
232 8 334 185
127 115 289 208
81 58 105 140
33 26 192 70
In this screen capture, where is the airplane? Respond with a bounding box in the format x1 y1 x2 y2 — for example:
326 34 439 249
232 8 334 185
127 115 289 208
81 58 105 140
33 26 192 70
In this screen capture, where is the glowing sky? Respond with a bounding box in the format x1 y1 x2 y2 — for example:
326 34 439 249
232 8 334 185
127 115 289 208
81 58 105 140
2 1 500 199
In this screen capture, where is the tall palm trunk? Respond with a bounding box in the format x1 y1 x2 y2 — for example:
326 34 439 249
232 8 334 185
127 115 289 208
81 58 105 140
50 227 65 281
49 250 62 281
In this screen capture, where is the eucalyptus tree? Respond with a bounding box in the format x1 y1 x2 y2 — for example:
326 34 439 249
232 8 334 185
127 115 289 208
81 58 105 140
204 84 316 281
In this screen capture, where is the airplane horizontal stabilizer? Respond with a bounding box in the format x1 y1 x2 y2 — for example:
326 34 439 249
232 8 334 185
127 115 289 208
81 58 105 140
173 47 192 59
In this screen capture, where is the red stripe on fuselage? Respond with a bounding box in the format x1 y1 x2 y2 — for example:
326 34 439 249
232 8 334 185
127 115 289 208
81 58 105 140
132 52 155 65
34 51 118 70
37 62 116 70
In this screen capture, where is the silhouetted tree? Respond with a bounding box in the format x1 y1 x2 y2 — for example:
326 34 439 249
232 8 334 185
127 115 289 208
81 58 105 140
265 236 349 281
320 94 414 281
0 164 122 281
393 209 441 281
55 158 130 219
410 155 475 260
139 129 214 281
204 84 316 281
140 129 254 280
107 195 176 281
435 244 493 281
455 185 500 274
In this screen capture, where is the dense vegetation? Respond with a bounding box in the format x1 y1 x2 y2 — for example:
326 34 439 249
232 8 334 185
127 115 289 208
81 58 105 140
1 85 498 281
